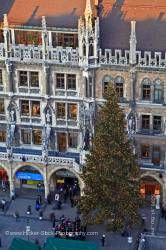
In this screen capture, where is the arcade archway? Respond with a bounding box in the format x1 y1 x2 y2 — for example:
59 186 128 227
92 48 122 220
0 166 9 194
140 174 163 207
14 165 44 198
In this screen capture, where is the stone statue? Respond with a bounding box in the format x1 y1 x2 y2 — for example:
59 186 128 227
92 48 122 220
45 109 51 124
10 109 15 122
128 113 136 134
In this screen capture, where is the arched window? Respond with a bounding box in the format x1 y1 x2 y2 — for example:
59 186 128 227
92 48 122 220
102 75 113 97
89 44 94 57
142 78 151 101
83 44 86 56
114 76 124 99
154 79 163 103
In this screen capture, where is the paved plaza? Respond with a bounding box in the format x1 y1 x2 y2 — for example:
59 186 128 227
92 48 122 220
0 192 165 250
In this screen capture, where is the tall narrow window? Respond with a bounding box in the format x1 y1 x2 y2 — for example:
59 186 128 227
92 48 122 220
114 76 124 99
153 116 161 131
154 79 163 103
102 76 112 97
0 130 6 142
68 103 77 120
152 146 160 165
142 115 150 130
19 71 28 87
21 100 29 116
141 145 150 158
142 78 151 100
57 103 65 119
57 133 67 152
0 70 2 85
67 74 76 90
21 129 31 144
30 72 39 87
32 130 42 145
0 99 4 114
68 133 78 148
31 101 40 117
56 74 65 89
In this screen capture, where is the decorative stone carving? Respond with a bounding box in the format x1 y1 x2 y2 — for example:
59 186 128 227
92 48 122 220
45 109 52 124
127 111 137 135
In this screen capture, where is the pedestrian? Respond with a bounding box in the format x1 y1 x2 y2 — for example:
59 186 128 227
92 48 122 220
164 207 166 221
0 236 2 247
35 201 40 211
101 234 105 247
161 206 164 218
70 197 74 207
35 239 41 250
11 190 15 201
53 218 56 229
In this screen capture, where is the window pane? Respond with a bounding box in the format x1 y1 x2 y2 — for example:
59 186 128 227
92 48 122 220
0 69 2 85
57 103 65 119
21 100 29 116
103 82 109 97
31 101 40 117
57 133 67 151
142 115 150 129
19 71 28 86
56 74 65 89
0 130 6 142
21 129 31 144
141 145 150 158
68 133 78 148
153 116 161 131
142 85 151 100
67 74 76 90
0 99 4 113
68 103 77 120
32 130 42 145
154 88 162 103
30 72 39 87
152 146 160 164
115 82 123 98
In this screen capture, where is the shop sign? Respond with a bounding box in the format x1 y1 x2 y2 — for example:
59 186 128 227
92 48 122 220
16 172 43 181
57 179 64 183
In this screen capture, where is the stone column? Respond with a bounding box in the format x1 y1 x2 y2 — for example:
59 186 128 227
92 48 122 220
43 166 49 199
9 178 15 198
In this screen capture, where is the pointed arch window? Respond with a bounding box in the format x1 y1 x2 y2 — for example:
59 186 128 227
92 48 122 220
142 78 151 101
89 43 94 57
114 76 124 99
102 75 113 97
154 79 163 103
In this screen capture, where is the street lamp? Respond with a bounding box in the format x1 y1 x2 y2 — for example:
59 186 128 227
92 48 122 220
128 236 133 250
26 218 31 241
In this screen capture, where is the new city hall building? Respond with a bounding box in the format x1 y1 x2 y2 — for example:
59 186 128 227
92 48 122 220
0 0 165 206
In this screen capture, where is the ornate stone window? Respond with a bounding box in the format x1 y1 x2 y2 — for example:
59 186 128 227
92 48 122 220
57 132 67 152
57 103 65 119
32 130 42 145
67 74 76 90
114 76 124 99
0 99 5 114
15 30 42 45
68 132 78 148
21 129 31 144
19 71 39 88
153 116 161 132
154 79 163 103
20 100 40 117
142 78 151 101
68 103 77 120
152 145 160 165
142 115 150 130
141 144 150 158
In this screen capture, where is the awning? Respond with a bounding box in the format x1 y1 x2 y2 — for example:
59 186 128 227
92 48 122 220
44 238 100 250
9 238 40 250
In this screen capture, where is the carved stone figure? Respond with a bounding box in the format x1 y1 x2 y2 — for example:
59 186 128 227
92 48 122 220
10 109 15 122
128 112 136 134
45 109 52 124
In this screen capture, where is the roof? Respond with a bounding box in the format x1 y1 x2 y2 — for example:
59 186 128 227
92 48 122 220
9 238 40 250
99 0 166 51
0 0 166 51
0 0 90 28
44 237 100 250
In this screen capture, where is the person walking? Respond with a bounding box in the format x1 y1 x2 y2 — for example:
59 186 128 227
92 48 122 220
101 234 106 247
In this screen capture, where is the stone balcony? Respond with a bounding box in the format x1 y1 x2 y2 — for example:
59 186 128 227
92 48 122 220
0 146 82 174
0 43 79 66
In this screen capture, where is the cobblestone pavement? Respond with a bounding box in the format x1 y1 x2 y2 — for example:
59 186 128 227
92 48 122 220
0 194 164 250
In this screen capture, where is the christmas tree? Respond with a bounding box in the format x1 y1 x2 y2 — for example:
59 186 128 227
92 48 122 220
80 84 140 231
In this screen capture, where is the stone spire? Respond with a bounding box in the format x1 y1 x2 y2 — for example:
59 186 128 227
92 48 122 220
84 0 93 27
129 21 137 65
3 14 9 28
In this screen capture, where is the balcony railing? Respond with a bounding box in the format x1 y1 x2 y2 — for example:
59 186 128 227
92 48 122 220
137 129 163 136
139 161 164 171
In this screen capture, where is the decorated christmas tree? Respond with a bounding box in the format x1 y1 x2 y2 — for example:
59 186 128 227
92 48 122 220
80 84 140 231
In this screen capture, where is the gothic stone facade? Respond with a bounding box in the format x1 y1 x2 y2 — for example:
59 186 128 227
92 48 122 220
0 0 166 203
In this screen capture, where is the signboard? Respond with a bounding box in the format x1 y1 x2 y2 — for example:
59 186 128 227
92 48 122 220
16 172 43 181
57 179 64 183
